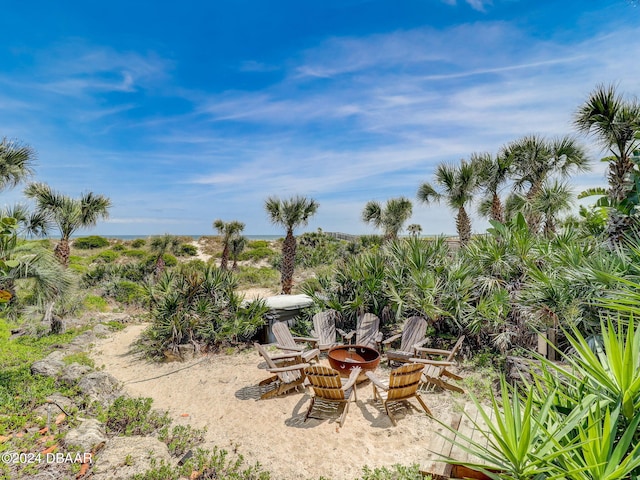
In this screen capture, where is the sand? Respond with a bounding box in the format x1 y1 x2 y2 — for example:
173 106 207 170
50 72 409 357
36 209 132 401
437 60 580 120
91 325 464 480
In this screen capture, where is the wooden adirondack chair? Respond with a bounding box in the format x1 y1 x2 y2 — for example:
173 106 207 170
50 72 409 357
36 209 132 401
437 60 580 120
337 313 383 350
382 316 429 365
365 363 432 425
254 342 310 400
303 365 361 427
411 335 466 394
310 310 343 351
272 321 321 363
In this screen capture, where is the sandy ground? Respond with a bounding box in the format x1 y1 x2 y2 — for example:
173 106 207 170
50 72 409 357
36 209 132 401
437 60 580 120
91 325 465 480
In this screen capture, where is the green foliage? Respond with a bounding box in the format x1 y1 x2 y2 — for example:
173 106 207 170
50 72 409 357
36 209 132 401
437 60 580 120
179 243 198 256
73 235 110 249
247 240 269 249
62 352 95 368
141 265 269 356
105 397 171 436
92 249 120 263
122 249 146 258
158 424 207 456
104 280 147 305
131 447 271 480
235 266 279 289
131 238 146 248
359 464 424 480
238 246 274 261
144 253 178 268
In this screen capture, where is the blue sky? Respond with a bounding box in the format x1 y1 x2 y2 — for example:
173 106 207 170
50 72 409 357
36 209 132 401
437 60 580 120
1 0 639 236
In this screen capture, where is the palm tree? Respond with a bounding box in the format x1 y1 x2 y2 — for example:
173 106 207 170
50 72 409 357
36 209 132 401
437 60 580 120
149 234 181 277
533 181 574 237
472 152 512 223
0 138 35 190
407 224 422 237
574 84 640 204
362 197 413 240
417 160 478 245
503 135 589 232
230 235 247 270
213 219 245 270
264 195 319 294
24 182 111 267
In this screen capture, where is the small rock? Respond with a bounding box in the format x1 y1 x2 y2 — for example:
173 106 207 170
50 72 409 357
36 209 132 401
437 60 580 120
60 363 92 385
33 393 76 419
68 330 97 350
77 372 122 406
91 436 172 480
93 324 111 337
64 418 107 452
31 352 66 377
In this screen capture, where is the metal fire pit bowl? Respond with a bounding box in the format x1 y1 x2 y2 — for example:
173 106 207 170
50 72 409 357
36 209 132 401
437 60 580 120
328 345 380 379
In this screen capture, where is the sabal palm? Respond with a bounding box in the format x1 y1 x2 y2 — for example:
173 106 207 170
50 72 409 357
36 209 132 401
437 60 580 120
213 219 245 270
534 181 574 237
264 195 318 294
472 152 512 223
407 224 422 236
149 234 181 277
574 84 640 204
417 160 477 244
24 182 111 267
230 235 247 270
503 135 589 232
0 138 35 190
362 197 413 240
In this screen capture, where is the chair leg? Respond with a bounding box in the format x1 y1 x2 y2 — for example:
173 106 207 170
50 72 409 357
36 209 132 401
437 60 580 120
304 397 316 422
384 401 397 426
443 369 463 381
339 401 349 427
414 393 433 417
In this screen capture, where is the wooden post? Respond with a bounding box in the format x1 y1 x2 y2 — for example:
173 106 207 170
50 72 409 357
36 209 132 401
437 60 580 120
537 331 548 358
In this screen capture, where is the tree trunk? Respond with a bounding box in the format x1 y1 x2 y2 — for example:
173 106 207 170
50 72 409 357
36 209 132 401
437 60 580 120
154 255 166 277
54 238 70 267
45 302 63 334
281 229 296 294
457 207 472 245
490 193 504 223
525 185 543 234
608 156 635 204
220 242 229 270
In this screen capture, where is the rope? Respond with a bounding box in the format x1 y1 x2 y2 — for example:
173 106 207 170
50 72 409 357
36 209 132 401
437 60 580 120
124 357 209 384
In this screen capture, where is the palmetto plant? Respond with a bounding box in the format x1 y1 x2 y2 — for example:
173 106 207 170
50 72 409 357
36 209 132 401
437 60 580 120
362 197 413 240
229 235 247 270
213 219 245 270
417 159 478 244
472 152 512 223
264 195 318 294
0 138 35 190
149 234 182 277
24 182 111 267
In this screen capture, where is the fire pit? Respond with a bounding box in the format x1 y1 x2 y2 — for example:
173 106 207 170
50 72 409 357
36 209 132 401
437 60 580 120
328 345 380 379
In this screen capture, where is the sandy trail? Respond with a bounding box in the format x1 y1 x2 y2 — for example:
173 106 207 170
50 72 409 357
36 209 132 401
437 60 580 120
91 324 463 480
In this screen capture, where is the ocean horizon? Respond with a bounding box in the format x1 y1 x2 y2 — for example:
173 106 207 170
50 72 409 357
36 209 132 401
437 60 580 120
73 234 285 241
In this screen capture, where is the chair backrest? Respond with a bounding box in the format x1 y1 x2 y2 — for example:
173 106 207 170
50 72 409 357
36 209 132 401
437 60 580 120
399 316 428 353
304 365 346 400
446 336 465 362
272 321 297 350
312 311 338 345
356 313 380 349
387 363 424 401
254 342 302 383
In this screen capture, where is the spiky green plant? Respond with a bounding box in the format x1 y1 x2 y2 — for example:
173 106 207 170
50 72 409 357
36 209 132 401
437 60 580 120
362 197 413 240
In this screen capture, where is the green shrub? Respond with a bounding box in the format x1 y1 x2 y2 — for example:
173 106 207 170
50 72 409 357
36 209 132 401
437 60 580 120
111 243 126 251
92 250 120 263
238 247 273 261
236 266 279 288
83 294 109 312
179 244 198 256
131 238 146 248
247 240 269 248
106 280 147 305
359 464 424 480
144 253 177 269
106 397 171 436
158 424 207 456
122 249 146 258
63 352 95 368
73 235 110 249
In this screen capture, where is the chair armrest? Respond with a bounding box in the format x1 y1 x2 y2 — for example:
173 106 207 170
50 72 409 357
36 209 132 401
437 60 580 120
409 358 455 366
342 367 361 391
337 329 355 341
365 371 389 391
293 336 319 344
267 363 311 373
414 346 454 356
382 333 402 345
275 343 305 352
269 352 303 362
